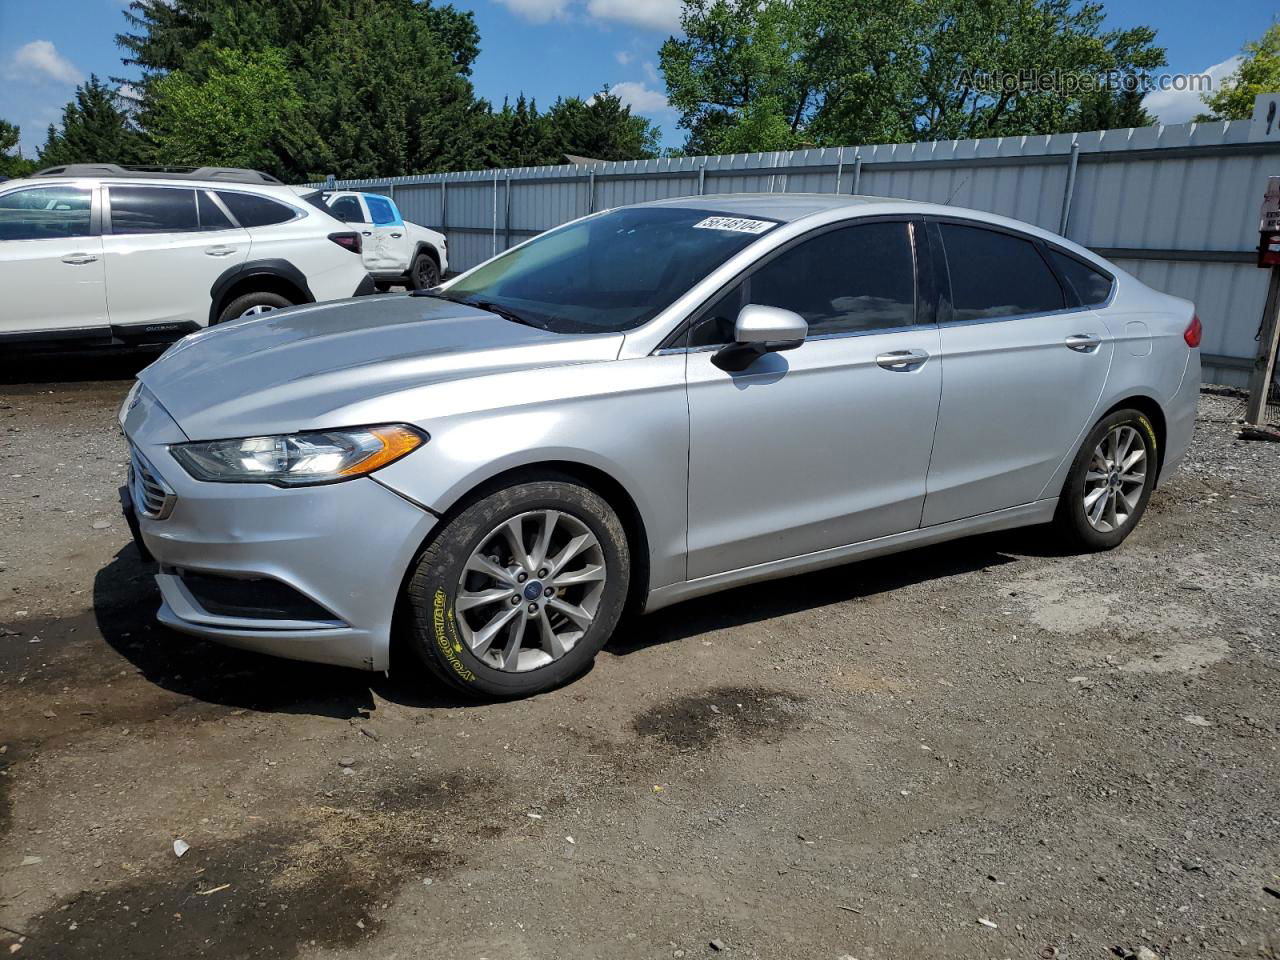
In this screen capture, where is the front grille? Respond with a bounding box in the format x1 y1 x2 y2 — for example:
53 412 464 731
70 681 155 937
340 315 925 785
129 447 176 519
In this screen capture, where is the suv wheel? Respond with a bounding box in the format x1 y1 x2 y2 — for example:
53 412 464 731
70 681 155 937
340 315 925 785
217 291 293 324
409 252 440 291
1055 408 1158 550
405 476 630 698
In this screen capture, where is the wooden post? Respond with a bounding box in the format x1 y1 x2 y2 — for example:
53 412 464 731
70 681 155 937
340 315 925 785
1244 266 1280 425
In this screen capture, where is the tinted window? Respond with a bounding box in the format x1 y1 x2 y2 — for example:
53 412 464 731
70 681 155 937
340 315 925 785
0 186 92 240
110 186 198 234
329 195 365 224
365 195 398 225
197 191 233 230
217 191 298 228
443 207 778 334
939 223 1064 321
1046 248 1113 306
690 221 916 345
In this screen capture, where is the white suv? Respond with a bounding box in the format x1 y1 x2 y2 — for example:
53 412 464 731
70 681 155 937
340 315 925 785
0 165 374 349
300 189 448 291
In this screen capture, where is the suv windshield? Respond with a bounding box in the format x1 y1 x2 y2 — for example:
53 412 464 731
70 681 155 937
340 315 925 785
442 206 778 334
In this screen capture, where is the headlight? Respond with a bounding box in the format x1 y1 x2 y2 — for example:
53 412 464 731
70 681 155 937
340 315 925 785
170 424 426 486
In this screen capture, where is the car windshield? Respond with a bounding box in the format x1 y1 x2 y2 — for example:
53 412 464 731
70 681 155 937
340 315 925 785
441 206 779 334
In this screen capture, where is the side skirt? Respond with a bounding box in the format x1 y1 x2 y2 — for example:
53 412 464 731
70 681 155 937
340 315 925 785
643 499 1058 614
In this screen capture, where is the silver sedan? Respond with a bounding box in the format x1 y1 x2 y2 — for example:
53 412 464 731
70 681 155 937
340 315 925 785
120 195 1201 697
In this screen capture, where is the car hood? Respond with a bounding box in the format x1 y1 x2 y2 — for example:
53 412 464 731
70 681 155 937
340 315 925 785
139 294 623 440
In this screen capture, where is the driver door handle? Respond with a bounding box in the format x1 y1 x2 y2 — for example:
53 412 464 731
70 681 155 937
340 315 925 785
1065 333 1103 352
362 231 372 236
390 232 403 238
204 245 236 257
876 348 930 370
61 253 98 265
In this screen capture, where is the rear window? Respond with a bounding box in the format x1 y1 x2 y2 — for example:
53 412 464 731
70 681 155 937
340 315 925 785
110 186 198 234
328 195 365 224
1046 248 1113 306
217 191 298 228
365 195 398 225
939 222 1064 321
197 191 233 230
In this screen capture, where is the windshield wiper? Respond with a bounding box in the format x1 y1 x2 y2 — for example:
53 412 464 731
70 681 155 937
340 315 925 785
409 288 547 330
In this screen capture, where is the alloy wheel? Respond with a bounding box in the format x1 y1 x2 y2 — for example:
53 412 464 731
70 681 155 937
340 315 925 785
238 304 277 318
1082 424 1147 533
455 510 607 673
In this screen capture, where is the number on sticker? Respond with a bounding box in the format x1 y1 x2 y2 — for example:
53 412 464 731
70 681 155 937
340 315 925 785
692 216 775 234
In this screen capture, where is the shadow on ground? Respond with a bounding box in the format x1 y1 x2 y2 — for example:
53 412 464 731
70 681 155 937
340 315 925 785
0 348 160 387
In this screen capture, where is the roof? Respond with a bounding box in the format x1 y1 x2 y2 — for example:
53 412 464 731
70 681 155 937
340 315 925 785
29 164 282 185
643 192 923 223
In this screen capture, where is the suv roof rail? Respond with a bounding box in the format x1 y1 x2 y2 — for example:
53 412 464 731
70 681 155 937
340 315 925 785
30 164 283 185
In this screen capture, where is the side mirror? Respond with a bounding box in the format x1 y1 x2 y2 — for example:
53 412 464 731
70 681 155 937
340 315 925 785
712 304 808 372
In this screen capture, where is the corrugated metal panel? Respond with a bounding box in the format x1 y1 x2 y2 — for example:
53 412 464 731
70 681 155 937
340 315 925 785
302 119 1279 383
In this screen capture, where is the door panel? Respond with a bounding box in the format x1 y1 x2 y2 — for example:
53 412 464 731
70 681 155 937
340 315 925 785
364 194 408 273
0 184 106 336
922 220 1113 525
103 186 250 329
686 327 943 578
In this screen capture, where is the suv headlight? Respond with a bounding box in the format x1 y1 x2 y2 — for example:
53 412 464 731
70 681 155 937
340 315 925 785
170 424 426 486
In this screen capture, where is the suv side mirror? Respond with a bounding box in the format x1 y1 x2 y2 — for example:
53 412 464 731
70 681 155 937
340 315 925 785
712 304 808 372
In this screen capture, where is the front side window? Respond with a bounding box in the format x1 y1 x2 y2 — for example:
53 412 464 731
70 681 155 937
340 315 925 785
442 207 779 334
0 186 93 241
365 195 398 226
689 221 917 346
938 222 1064 321
110 186 199 234
217 191 298 228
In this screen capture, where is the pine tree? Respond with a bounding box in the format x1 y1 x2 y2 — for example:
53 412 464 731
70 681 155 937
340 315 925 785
38 76 149 168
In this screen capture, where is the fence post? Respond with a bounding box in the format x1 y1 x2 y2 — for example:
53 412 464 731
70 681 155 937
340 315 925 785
698 161 706 196
851 154 863 195
492 172 499 257
1058 140 1081 237
504 174 512 252
834 150 844 194
440 180 447 234
588 170 596 214
1245 266 1280 426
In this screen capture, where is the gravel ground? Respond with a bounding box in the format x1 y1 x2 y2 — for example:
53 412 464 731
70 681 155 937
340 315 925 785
1 355 1278 960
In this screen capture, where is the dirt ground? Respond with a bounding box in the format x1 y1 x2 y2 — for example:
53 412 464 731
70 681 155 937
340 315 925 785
1 353 1278 960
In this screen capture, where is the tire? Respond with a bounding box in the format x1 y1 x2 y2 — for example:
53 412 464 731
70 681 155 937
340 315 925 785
408 252 440 291
1055 407 1159 550
216 291 293 324
405 476 630 698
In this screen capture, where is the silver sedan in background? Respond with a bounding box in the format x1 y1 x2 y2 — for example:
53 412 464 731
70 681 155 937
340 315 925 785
120 194 1201 698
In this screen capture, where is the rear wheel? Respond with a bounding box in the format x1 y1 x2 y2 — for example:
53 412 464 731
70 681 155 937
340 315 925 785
1055 408 1158 550
408 252 439 291
216 291 293 324
405 477 630 698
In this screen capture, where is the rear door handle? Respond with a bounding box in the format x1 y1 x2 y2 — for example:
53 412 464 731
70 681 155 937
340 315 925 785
875 349 930 370
390 232 403 238
204 245 236 257
1065 333 1103 352
61 253 98 265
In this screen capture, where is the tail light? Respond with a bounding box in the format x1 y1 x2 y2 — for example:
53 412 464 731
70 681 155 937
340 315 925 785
328 231 362 254
1183 314 1202 348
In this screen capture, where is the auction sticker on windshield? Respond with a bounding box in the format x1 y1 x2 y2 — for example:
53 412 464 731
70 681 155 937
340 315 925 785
692 216 776 234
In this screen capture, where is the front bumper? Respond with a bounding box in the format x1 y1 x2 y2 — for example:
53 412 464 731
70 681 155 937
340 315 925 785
121 390 436 671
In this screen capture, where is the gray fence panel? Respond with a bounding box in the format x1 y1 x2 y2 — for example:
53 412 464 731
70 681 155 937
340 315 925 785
305 119 1278 385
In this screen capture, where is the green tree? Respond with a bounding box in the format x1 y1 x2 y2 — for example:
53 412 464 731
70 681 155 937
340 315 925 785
38 75 149 167
148 48 313 178
0 120 37 178
544 90 661 160
660 0 1166 153
1196 22 1280 121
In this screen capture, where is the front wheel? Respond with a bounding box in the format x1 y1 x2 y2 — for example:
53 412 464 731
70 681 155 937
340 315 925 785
216 291 293 324
408 252 440 291
404 477 630 698
1055 408 1158 550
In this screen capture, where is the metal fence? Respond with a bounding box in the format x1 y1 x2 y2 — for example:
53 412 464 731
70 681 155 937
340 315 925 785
308 119 1279 387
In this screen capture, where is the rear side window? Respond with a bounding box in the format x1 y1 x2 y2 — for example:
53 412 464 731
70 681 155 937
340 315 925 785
1046 248 1113 306
365 195 398 226
217 191 298 227
109 186 198 234
197 191 233 230
0 186 92 240
939 222 1064 321
328 195 365 224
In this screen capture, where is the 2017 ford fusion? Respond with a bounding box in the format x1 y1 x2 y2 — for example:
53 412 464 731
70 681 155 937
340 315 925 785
119 195 1201 697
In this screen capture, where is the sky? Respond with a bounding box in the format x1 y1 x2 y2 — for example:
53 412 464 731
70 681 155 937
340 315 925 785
0 0 1275 160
